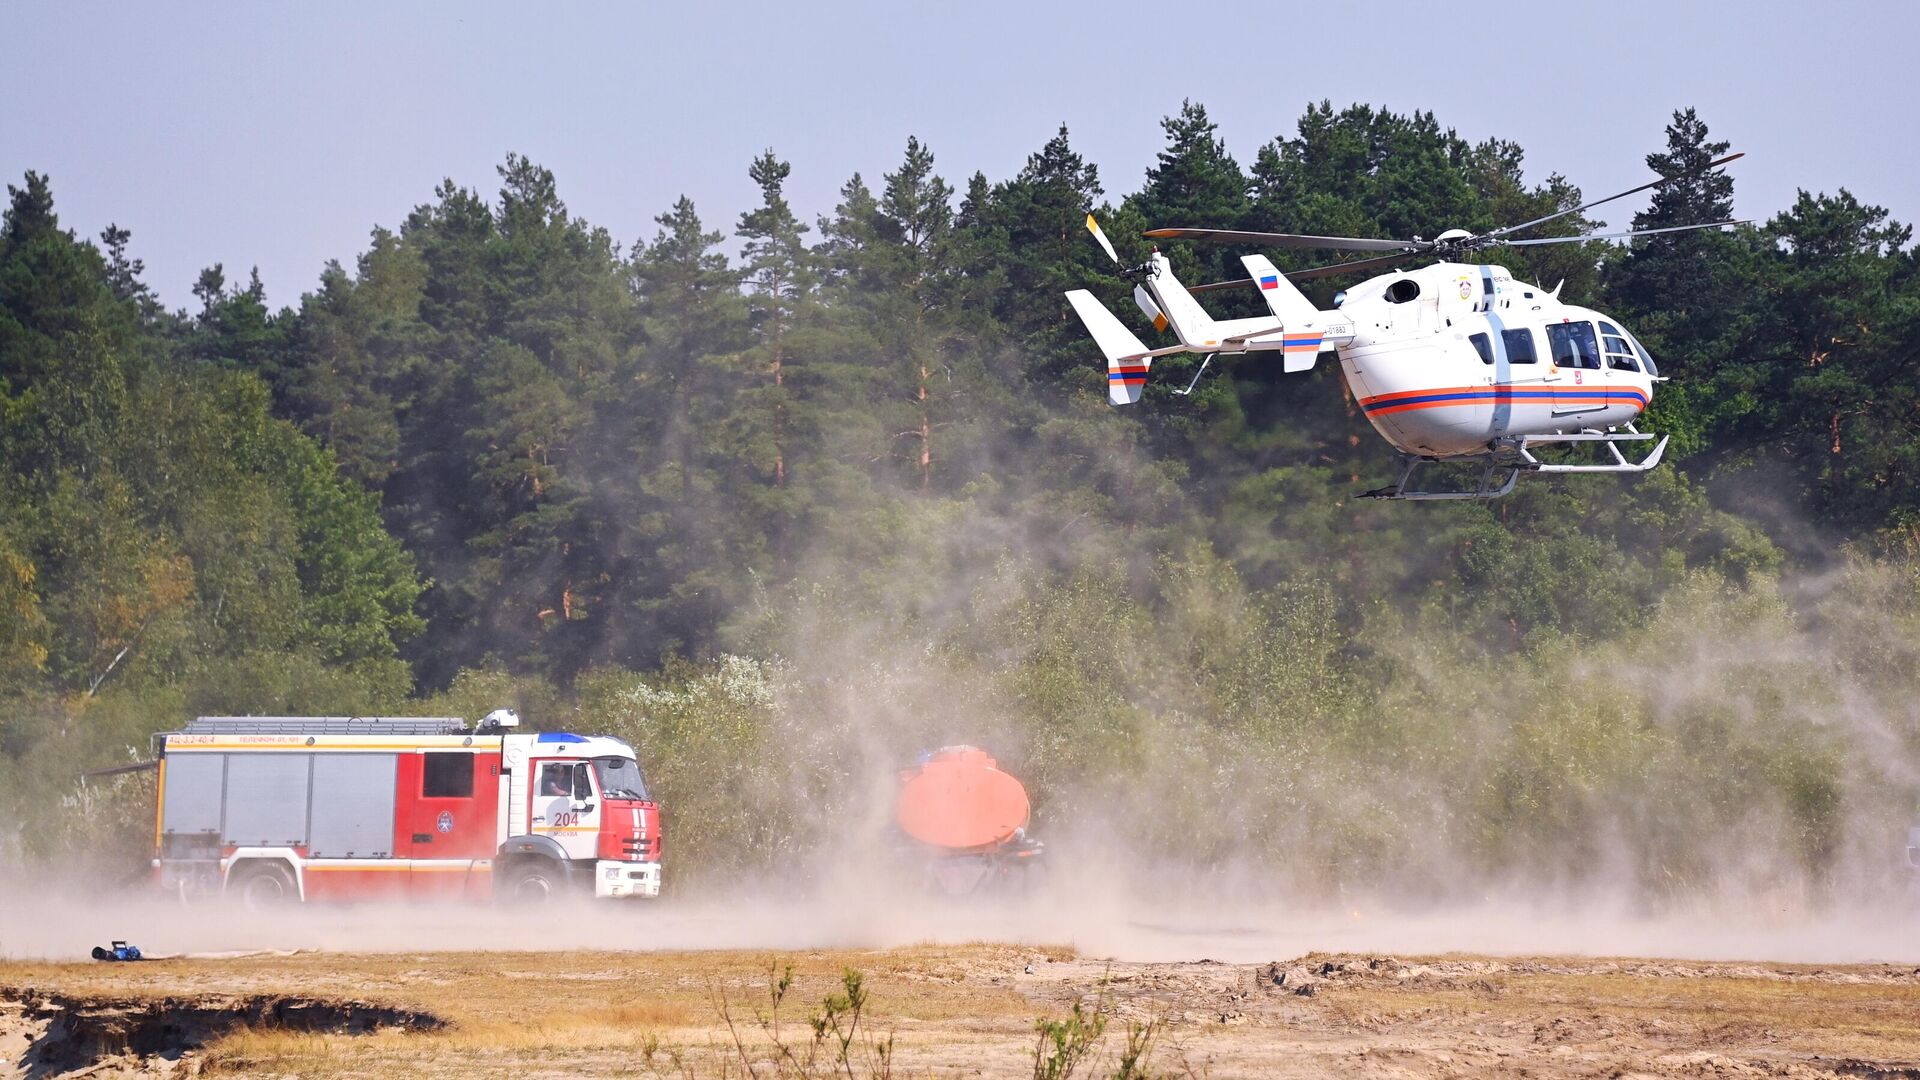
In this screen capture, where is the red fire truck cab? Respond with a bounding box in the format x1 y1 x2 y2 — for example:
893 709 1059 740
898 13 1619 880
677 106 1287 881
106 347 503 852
151 712 662 904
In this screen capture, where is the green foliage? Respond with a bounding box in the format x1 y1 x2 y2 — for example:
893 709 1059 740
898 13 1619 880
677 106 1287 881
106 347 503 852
712 962 895 1079
0 172 424 858
1032 993 1108 1080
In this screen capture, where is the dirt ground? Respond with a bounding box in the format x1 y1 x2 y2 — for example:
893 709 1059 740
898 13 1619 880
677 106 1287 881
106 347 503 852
6 944 1920 1078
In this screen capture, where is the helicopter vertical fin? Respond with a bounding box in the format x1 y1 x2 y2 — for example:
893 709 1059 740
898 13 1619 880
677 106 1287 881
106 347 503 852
1239 255 1318 324
1240 254 1327 373
1066 290 1154 404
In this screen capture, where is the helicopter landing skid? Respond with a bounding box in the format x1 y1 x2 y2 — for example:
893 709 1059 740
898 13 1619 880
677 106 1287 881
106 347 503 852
1358 456 1521 501
1357 428 1669 501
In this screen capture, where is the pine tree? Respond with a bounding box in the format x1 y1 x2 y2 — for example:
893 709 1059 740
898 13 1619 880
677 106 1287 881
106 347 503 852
1603 108 1756 450
737 149 815 489
620 195 754 662
879 137 954 489
1128 101 1250 291
98 224 156 319
1637 108 1735 230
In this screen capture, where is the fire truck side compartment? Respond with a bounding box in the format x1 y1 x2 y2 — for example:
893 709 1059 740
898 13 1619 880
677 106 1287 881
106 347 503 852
160 750 401 859
308 753 398 857
223 753 312 846
160 753 225 835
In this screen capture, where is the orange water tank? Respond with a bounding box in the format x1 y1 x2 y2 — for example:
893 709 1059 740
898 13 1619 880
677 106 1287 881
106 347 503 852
895 746 1030 851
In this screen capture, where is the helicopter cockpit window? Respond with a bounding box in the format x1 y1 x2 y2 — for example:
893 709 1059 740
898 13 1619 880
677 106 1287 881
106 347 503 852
1626 331 1658 378
1501 328 1538 365
1599 322 1639 372
1546 322 1601 370
1467 332 1493 365
1385 279 1421 304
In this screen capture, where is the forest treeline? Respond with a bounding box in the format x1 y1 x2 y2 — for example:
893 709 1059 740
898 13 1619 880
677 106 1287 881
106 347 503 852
4 103 1917 897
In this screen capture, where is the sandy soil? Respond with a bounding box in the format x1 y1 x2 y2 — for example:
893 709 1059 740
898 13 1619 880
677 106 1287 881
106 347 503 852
6 944 1920 1078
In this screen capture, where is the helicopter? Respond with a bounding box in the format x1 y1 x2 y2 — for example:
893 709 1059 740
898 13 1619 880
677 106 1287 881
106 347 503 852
1065 153 1746 500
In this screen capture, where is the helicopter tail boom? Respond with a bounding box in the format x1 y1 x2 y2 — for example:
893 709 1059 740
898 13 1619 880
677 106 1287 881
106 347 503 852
1143 253 1227 350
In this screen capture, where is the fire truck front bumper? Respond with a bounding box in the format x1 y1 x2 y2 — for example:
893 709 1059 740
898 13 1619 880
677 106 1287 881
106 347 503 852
595 860 662 899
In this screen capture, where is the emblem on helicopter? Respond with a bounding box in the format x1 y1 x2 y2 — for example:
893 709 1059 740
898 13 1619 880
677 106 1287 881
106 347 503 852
1066 153 1746 500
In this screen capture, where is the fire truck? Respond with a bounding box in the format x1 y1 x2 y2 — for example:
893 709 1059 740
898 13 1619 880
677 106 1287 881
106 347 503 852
150 711 662 904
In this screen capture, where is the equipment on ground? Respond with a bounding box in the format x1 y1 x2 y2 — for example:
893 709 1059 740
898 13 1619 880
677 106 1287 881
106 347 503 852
1066 154 1747 499
90 941 143 962
148 712 662 905
894 746 1043 895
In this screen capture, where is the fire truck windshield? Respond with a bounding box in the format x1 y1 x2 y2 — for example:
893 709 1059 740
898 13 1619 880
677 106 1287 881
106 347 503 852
593 756 648 801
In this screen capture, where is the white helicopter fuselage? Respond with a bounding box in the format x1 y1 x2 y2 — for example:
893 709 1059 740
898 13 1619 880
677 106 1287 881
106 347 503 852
1064 248 1669 498
1067 151 1741 499
1335 261 1657 458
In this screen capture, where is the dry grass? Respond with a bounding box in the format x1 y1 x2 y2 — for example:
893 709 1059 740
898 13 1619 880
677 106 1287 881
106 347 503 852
5 946 1055 1077
8 947 1920 1078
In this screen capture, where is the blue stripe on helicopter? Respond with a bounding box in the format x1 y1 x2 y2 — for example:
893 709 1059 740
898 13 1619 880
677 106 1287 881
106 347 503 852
1361 388 1649 414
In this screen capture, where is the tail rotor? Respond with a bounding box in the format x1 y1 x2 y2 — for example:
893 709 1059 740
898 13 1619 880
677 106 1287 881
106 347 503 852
1086 213 1172 336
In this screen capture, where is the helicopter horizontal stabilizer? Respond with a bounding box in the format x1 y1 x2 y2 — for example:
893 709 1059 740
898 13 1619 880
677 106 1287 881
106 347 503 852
1067 290 1163 404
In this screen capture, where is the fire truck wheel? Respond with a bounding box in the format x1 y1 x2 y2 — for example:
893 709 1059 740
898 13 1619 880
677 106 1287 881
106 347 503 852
230 861 298 908
500 858 565 904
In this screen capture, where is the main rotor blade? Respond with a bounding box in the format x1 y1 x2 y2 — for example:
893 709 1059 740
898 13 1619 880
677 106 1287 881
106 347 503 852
1284 251 1418 282
1499 219 1749 247
1188 277 1251 295
1142 227 1417 253
1484 151 1745 241
1188 250 1416 292
1085 214 1120 263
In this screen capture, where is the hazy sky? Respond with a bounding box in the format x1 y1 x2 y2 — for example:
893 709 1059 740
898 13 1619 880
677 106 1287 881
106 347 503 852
6 2 1914 309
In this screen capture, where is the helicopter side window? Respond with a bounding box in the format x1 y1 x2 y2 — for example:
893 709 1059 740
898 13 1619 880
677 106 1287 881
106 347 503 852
1501 328 1538 365
1599 321 1640 372
1546 322 1602 370
1467 332 1493 365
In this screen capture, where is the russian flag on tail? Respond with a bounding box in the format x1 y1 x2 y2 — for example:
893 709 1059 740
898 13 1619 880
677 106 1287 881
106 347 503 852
1258 274 1280 290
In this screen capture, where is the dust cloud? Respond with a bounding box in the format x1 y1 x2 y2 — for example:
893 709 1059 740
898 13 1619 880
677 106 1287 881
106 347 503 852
10 465 1920 969
3 871 1915 967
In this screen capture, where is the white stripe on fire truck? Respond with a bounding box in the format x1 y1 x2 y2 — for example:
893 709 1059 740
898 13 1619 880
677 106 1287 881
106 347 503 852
301 860 491 872
168 740 492 751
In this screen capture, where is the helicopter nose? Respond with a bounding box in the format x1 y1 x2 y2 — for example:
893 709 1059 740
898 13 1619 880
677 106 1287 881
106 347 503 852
1636 374 1654 412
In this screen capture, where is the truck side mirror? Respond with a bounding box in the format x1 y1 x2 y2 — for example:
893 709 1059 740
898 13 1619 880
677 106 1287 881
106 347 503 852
572 763 593 801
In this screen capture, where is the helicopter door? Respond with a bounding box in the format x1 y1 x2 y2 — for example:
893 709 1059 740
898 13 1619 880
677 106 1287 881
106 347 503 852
1543 322 1605 415
1494 327 1549 430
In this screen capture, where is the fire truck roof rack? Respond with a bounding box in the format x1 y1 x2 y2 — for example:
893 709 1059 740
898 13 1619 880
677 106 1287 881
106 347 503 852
183 716 472 735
